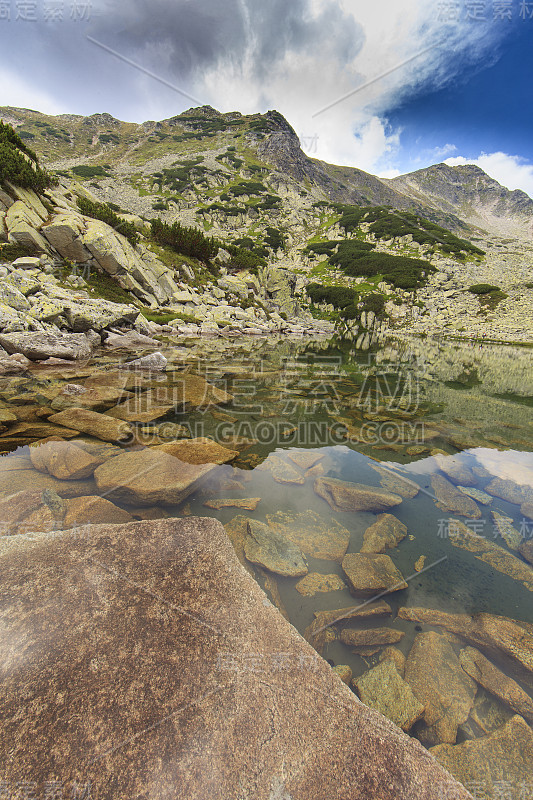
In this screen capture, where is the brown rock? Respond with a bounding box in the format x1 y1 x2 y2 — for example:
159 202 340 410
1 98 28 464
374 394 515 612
315 477 403 512
266 510 350 562
0 517 471 800
0 468 96 499
398 607 533 681
244 519 308 577
48 408 133 443
405 632 477 746
520 538 533 565
204 497 261 511
340 627 405 648
361 513 408 553
380 646 407 677
304 601 392 655
62 496 135 528
342 553 408 596
29 440 104 480
431 475 481 519
94 448 215 506
295 572 346 597
431 715 533 798
223 515 255 575
333 665 352 684
258 454 305 485
354 660 425 732
152 373 233 409
155 437 238 465
104 398 175 423
50 385 132 412
459 647 533 721
0 421 79 439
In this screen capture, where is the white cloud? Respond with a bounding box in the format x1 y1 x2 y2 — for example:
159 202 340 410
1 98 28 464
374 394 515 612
445 152 533 198
0 69 65 116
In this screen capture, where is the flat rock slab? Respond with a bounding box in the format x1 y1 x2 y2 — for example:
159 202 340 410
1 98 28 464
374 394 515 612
342 552 408 596
244 519 308 577
431 475 481 519
49 408 133 443
404 632 477 747
0 517 471 800
204 497 261 511
295 572 346 596
152 374 233 409
94 449 215 506
355 660 425 732
340 627 405 648
448 518 533 592
258 454 305 485
431 715 533 798
459 647 533 722
266 509 350 561
361 513 408 553
155 437 239 465
315 477 403 512
50 385 132 412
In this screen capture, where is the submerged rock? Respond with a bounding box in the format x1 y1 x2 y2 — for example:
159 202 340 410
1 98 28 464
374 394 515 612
29 439 105 480
371 464 420 499
354 660 425 733
155 437 239 465
404 632 477 746
361 513 408 553
94 449 215 506
431 475 481 519
204 497 261 511
491 511 523 550
244 519 308 577
266 509 350 562
315 477 403 512
459 647 533 722
447 518 533 592
342 553 408 596
120 352 168 371
398 607 533 680
340 627 405 649
431 715 533 799
434 455 477 487
294 572 346 597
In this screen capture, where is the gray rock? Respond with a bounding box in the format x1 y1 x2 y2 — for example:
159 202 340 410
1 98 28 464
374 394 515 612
0 331 94 361
120 351 167 371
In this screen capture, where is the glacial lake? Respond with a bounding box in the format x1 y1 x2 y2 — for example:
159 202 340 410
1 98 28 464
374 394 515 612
1 333 532 787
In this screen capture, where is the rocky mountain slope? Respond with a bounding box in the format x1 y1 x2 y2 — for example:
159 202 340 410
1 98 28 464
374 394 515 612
1 103 532 349
387 163 533 239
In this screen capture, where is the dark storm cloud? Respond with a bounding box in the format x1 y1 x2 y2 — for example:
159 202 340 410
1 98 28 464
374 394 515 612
92 0 364 82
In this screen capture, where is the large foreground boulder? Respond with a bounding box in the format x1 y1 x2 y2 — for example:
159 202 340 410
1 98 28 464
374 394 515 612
0 517 471 800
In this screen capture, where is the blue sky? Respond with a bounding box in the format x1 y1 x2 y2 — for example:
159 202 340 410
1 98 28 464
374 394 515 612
387 19 533 180
0 0 532 195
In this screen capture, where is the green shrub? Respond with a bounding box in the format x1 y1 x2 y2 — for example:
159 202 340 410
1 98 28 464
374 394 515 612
361 293 386 315
151 218 219 263
469 284 500 295
77 197 139 247
0 121 55 191
228 180 267 197
306 283 358 309
72 165 110 179
264 227 286 251
225 245 266 273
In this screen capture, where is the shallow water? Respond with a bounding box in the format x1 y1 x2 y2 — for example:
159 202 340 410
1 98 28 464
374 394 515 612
1 333 532 786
